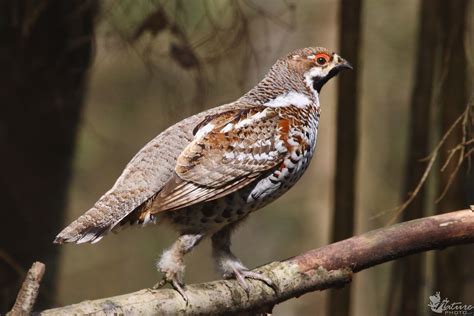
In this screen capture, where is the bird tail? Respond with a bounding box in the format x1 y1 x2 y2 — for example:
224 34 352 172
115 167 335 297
54 189 134 244
54 205 116 244
54 192 158 244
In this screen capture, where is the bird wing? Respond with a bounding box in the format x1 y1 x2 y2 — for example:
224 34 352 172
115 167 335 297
54 102 244 243
151 106 288 212
54 102 289 244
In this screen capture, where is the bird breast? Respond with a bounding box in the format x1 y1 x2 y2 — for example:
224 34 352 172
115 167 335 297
245 103 320 205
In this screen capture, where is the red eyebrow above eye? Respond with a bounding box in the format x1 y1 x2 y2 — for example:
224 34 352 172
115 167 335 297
315 53 330 62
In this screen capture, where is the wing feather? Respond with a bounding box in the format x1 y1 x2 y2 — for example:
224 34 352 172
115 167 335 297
152 174 259 211
151 106 288 213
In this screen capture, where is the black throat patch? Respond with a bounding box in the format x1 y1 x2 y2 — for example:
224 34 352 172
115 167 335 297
312 67 342 92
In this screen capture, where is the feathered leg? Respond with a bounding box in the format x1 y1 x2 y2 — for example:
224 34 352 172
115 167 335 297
211 223 276 294
155 233 204 302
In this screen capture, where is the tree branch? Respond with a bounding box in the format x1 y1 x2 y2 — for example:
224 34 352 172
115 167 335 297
8 262 45 315
40 209 474 315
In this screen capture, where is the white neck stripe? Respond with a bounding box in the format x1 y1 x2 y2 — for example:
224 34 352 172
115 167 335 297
265 91 312 108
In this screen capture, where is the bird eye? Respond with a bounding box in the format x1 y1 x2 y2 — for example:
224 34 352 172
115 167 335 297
315 53 330 65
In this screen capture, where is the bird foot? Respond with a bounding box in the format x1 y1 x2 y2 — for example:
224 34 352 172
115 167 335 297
153 273 189 303
224 266 278 296
155 250 189 303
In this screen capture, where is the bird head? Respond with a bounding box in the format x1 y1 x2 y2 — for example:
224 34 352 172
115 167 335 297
242 47 352 104
287 47 352 94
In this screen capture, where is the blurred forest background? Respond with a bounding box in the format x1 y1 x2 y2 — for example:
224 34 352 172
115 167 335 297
1 0 473 315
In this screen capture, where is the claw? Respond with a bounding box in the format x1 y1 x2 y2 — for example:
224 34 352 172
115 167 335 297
230 267 279 295
231 267 250 296
152 276 189 304
152 278 166 290
172 279 189 304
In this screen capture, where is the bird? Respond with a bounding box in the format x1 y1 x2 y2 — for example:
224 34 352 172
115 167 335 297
54 46 351 301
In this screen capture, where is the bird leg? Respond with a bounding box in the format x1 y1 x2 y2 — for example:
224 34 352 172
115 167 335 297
211 225 277 295
154 233 204 302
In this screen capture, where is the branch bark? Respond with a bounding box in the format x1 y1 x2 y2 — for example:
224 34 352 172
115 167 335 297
40 209 474 315
8 262 45 315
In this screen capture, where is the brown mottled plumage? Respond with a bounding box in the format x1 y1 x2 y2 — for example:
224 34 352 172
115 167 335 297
55 47 351 300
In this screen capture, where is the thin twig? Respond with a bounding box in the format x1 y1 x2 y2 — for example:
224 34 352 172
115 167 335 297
436 97 474 202
387 102 472 225
464 147 474 160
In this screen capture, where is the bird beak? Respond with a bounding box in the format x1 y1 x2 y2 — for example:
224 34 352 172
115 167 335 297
334 54 353 71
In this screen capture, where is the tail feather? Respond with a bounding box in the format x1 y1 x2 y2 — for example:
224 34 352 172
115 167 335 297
54 206 114 244
54 194 158 244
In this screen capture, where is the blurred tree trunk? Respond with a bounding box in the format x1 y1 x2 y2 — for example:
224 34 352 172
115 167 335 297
435 0 473 304
386 1 440 315
327 1 362 315
0 0 96 311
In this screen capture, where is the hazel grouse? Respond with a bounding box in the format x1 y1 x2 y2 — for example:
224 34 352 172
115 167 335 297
55 46 352 300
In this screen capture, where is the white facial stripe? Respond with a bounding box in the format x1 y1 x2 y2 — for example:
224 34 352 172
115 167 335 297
265 91 311 108
304 67 327 98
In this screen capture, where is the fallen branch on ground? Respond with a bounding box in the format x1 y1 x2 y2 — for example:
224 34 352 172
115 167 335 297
39 209 474 315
